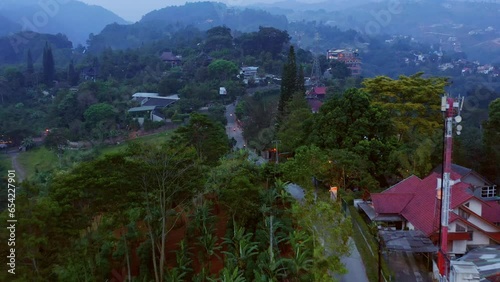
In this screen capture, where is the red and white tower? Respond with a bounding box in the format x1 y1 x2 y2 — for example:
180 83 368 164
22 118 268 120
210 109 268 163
437 95 464 281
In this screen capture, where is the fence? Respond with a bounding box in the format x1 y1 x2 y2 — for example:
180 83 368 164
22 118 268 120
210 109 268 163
346 201 392 282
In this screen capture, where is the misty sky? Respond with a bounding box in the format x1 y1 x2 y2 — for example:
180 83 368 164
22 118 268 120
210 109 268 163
80 0 324 22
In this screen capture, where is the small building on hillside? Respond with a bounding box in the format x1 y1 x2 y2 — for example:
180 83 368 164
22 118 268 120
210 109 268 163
307 99 323 113
306 86 327 99
129 92 179 125
326 49 362 76
81 66 98 81
241 66 259 84
160 51 182 67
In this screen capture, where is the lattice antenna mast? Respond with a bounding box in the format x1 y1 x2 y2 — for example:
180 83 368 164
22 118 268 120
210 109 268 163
311 55 321 84
310 31 322 86
437 94 464 281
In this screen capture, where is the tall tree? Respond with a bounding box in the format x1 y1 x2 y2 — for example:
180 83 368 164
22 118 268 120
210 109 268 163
278 46 297 127
42 42 55 86
175 113 230 166
481 98 500 183
128 142 202 282
296 64 305 95
67 60 79 86
26 48 35 86
276 91 313 153
308 88 397 188
204 25 234 53
362 72 449 142
27 48 34 74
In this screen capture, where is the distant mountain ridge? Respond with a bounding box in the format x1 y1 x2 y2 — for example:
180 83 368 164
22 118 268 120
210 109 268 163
140 2 287 31
86 2 289 52
0 0 128 46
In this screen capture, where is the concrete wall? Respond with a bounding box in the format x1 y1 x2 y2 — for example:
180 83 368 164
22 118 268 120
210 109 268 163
467 199 482 216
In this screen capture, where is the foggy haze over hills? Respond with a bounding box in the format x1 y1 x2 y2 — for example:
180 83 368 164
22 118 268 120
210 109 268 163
0 0 498 63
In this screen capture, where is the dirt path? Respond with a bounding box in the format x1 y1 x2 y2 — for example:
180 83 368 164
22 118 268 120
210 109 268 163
9 152 26 183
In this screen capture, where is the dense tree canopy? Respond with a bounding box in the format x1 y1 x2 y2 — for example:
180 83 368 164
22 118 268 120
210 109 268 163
175 112 230 165
481 98 500 183
362 72 449 142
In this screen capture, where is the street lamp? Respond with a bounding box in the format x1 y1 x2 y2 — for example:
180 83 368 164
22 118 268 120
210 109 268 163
272 140 281 164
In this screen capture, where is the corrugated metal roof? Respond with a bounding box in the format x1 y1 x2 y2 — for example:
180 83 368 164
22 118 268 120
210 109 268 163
379 230 438 253
128 106 156 112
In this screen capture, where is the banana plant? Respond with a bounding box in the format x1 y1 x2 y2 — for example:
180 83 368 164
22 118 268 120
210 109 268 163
222 225 259 270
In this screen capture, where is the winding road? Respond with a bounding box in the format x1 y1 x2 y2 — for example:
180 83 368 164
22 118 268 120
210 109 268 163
225 100 368 281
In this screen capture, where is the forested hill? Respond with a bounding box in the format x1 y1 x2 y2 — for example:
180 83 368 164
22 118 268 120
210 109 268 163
141 2 288 32
86 2 288 52
0 0 128 46
0 32 73 65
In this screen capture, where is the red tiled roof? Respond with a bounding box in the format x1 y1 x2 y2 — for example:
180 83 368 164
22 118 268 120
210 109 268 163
376 172 474 236
384 175 422 193
313 86 327 95
482 201 500 223
371 193 413 214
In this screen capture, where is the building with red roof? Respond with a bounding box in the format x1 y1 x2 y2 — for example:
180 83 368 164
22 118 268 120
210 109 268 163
306 86 327 100
359 165 500 257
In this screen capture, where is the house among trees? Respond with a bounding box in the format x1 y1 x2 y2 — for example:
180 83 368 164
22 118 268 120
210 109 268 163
160 51 182 67
307 99 323 113
306 86 327 99
358 164 500 258
128 93 179 125
81 66 99 81
240 66 259 84
326 49 362 76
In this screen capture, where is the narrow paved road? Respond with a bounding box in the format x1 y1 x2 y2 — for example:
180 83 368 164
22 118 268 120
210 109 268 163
339 238 370 282
225 102 246 149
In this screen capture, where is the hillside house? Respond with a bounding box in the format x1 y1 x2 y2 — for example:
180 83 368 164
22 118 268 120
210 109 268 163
81 66 98 81
160 51 182 67
128 93 179 125
326 49 362 76
307 99 322 113
359 164 500 257
240 66 259 84
306 86 327 99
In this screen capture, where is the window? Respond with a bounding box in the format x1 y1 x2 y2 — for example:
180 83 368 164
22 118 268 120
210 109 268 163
456 224 466 232
458 209 470 220
464 202 469 208
481 186 497 198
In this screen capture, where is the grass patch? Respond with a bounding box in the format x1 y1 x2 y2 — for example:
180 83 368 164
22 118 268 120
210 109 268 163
99 130 174 156
17 146 59 178
16 130 175 180
348 206 393 282
0 153 11 171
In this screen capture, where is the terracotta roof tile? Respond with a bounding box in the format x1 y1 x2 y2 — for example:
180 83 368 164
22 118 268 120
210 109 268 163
371 193 413 214
482 201 500 223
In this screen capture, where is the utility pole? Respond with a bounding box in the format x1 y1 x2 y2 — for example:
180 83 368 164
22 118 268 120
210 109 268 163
378 235 382 282
272 140 281 164
438 95 463 281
